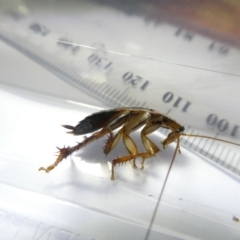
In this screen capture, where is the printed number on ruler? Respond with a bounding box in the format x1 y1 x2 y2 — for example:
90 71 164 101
206 114 239 137
88 53 113 72
122 72 150 91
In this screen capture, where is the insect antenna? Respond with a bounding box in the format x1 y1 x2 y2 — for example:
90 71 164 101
144 138 180 240
182 133 240 147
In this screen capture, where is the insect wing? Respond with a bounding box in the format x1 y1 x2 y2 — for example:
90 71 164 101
73 109 130 135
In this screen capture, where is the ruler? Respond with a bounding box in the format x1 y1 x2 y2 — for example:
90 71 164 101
0 1 240 176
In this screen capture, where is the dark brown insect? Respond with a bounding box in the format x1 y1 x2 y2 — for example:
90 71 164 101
39 107 240 180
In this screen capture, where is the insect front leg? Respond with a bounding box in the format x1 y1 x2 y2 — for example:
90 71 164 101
162 131 182 153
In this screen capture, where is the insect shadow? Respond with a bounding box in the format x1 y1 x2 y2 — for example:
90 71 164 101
51 130 187 187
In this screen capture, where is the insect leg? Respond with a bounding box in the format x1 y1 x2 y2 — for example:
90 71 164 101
111 132 138 180
104 115 130 154
110 112 151 179
162 131 182 153
39 127 111 173
140 121 162 169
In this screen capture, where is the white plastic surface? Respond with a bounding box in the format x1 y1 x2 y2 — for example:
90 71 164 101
0 84 240 240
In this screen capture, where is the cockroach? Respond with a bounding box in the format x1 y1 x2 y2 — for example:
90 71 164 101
39 107 240 180
39 107 240 240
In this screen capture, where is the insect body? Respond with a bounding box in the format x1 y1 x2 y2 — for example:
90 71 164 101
39 107 240 180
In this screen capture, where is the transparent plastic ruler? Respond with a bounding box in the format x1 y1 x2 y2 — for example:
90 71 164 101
0 1 240 176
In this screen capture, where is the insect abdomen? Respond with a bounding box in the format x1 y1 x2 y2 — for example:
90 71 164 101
73 110 129 135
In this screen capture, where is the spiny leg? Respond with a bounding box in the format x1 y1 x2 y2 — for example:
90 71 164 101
104 111 151 156
40 114 130 173
139 121 162 169
107 111 152 179
111 155 136 180
103 128 114 153
111 117 162 176
123 133 138 169
39 127 112 173
111 132 138 180
103 114 130 154
137 152 152 170
104 129 123 155
140 136 160 169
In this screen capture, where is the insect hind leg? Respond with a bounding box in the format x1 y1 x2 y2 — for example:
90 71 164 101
39 127 111 173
